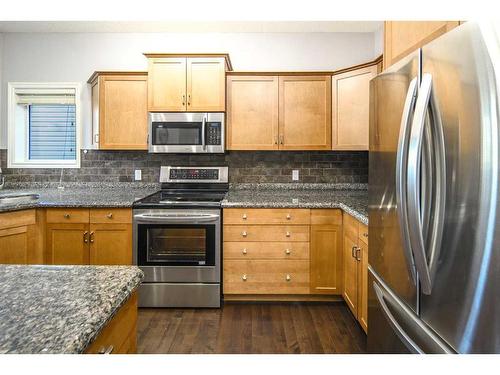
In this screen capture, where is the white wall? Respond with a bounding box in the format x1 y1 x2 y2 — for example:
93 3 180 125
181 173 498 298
0 31 379 148
373 25 384 57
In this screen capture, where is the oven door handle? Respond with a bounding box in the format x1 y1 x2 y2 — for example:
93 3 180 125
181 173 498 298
134 213 220 223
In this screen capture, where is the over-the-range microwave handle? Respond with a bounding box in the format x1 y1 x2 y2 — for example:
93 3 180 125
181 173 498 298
134 213 220 223
395 76 418 284
407 73 447 295
201 115 207 151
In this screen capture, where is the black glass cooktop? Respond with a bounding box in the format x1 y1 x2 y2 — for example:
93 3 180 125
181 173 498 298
134 190 227 207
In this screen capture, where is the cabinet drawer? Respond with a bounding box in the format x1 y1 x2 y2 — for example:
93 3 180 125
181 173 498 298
359 223 368 245
223 260 310 294
223 225 309 242
224 208 310 225
223 241 309 260
0 209 36 230
46 208 89 224
343 213 359 241
90 208 132 224
85 292 137 354
311 209 342 225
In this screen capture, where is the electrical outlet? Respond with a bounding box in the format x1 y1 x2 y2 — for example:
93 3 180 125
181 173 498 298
134 170 142 181
292 170 299 181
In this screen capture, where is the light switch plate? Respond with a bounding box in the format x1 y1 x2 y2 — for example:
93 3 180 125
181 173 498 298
292 170 299 181
134 170 142 181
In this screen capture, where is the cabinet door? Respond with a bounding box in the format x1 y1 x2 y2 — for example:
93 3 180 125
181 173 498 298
0 226 29 264
186 57 226 111
46 223 89 265
384 21 460 69
310 224 343 295
99 75 148 150
343 235 358 317
357 240 368 333
226 75 279 150
279 76 332 150
147 57 186 111
332 65 378 150
89 223 132 265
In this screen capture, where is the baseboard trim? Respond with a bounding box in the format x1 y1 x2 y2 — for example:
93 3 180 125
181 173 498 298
223 294 343 302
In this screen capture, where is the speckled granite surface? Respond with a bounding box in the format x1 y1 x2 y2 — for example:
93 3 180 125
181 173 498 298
0 265 143 354
0 186 158 213
222 188 368 224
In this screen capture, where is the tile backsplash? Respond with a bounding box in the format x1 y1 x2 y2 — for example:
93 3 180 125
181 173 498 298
0 149 367 184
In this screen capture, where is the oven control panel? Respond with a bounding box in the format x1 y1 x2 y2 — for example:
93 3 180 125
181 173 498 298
170 168 219 180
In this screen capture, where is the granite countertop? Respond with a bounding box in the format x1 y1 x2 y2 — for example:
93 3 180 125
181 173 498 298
0 265 143 354
0 184 158 213
222 184 368 224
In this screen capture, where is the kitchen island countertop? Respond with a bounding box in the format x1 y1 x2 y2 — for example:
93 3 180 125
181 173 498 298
0 265 143 354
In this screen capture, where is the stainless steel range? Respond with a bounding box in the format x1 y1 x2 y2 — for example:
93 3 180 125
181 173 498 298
133 166 228 308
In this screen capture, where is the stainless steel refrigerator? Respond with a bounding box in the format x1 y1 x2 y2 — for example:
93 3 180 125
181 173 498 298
368 21 500 353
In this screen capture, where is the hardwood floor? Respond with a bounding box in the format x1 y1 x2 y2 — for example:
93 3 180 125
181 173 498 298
137 302 366 354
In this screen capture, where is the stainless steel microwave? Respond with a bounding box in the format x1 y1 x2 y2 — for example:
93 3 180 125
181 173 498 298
148 112 225 153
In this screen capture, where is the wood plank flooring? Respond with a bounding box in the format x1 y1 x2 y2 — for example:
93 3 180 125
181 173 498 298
137 302 366 354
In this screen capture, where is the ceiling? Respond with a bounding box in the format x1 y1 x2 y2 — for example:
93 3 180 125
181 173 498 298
0 21 383 33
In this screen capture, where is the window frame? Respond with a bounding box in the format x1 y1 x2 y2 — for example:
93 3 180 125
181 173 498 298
7 82 82 169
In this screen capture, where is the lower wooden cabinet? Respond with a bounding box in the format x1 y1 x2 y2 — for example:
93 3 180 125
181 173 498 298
310 209 343 295
85 292 138 354
342 213 369 333
0 209 39 264
45 208 132 266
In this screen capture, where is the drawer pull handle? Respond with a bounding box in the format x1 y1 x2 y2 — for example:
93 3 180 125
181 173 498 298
64 214 71 219
83 231 89 243
355 247 362 262
286 274 291 282
285 232 291 237
241 231 248 237
242 214 247 220
286 214 291 220
90 231 95 244
285 249 291 255
98 345 114 354
242 274 247 281
352 246 359 259
107 213 113 219
242 248 247 255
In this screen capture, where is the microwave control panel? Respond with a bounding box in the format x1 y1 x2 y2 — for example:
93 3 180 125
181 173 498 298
206 123 222 145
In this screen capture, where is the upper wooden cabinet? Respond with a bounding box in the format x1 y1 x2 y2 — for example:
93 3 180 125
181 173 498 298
226 75 279 150
226 73 331 151
332 63 379 150
89 72 148 150
145 54 231 112
384 21 460 69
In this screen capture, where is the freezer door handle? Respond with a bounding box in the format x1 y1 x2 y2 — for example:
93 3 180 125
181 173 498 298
395 76 418 284
373 280 423 354
407 73 447 295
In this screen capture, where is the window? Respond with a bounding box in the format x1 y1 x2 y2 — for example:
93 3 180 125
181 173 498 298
8 82 81 168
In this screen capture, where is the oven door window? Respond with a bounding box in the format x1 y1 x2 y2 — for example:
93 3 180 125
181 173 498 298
152 122 202 145
138 224 215 266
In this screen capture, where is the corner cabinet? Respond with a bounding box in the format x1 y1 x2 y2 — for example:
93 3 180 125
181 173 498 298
384 21 460 69
332 63 379 150
89 72 148 150
226 74 332 151
145 54 230 112
46 208 132 265
342 213 369 333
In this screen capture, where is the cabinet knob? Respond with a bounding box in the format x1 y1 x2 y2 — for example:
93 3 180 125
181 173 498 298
285 249 291 255
241 231 248 237
286 274 291 282
64 214 70 219
106 213 113 219
363 232 368 238
285 231 291 237
242 274 247 281
242 214 247 220
286 214 291 220
242 248 247 255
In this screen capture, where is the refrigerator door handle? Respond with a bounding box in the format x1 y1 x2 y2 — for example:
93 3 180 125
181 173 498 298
395 76 418 284
407 73 446 295
373 281 423 354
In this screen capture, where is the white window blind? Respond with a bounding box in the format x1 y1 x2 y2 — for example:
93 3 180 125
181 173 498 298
28 104 76 160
